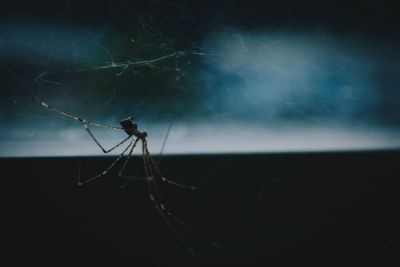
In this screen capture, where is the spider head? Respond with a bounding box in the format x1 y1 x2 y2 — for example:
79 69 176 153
120 116 138 136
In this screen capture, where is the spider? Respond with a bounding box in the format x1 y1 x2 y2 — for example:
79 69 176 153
24 86 218 256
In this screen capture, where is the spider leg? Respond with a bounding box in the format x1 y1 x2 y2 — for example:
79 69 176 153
83 122 131 153
145 144 219 247
77 137 135 185
144 146 197 190
116 138 147 188
36 96 123 130
162 207 220 249
26 83 123 130
8 70 122 130
142 140 219 254
119 138 140 175
86 87 116 121
142 140 196 256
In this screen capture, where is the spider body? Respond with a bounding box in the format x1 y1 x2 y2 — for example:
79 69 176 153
120 116 147 139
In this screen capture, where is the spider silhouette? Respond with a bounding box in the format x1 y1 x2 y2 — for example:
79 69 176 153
24 86 218 256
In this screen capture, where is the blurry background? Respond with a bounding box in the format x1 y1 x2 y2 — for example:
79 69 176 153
1 2 400 266
1 0 399 156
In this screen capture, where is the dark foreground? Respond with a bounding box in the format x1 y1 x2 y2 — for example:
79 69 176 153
1 151 400 266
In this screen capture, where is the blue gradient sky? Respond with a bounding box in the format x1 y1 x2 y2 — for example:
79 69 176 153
1 3 399 156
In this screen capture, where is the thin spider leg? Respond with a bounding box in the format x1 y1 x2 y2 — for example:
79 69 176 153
78 137 135 185
145 146 196 190
35 94 123 130
87 87 116 120
118 138 140 176
163 207 220 248
142 140 196 256
14 71 124 130
144 145 219 248
117 138 146 188
156 122 172 166
83 122 131 153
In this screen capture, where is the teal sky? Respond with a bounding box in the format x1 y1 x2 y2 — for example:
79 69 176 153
1 4 400 156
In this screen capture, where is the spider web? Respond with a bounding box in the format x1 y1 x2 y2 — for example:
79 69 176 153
1 2 400 157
